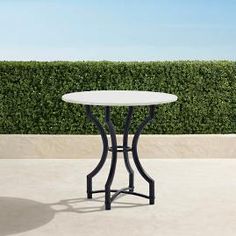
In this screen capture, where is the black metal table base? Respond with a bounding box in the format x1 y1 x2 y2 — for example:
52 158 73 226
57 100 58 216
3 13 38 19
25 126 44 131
85 105 155 210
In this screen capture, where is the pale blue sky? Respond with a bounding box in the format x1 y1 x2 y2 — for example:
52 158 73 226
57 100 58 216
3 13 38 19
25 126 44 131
0 0 235 61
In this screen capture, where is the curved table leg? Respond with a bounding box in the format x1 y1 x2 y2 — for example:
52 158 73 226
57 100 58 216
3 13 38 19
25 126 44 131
85 105 109 199
123 107 134 192
132 105 155 204
104 106 118 210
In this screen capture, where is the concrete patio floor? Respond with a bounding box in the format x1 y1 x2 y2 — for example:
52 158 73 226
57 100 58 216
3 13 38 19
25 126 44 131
0 159 236 236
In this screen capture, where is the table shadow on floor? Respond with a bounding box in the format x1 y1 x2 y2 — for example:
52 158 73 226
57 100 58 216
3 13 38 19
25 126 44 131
0 197 54 236
0 195 148 235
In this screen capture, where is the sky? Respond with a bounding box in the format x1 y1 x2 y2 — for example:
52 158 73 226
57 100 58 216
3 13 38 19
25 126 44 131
0 0 235 61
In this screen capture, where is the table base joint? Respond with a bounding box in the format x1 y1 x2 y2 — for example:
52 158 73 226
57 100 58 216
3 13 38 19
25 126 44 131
90 188 154 204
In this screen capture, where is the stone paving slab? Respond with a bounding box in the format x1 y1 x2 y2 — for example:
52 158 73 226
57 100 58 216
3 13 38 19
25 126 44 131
0 159 236 236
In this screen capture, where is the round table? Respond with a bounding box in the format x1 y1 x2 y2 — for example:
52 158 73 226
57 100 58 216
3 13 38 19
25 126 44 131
62 90 177 210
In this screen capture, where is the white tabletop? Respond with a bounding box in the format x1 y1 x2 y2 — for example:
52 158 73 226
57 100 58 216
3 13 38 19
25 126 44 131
62 90 177 106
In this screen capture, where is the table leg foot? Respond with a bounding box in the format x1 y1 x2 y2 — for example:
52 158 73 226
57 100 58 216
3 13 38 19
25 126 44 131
149 198 155 205
105 190 111 210
105 203 111 210
87 176 92 199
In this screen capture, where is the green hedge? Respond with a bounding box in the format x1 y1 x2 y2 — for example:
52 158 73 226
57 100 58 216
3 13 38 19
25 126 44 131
0 61 236 134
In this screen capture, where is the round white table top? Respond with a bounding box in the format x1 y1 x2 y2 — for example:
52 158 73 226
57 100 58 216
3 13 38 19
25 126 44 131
62 90 177 106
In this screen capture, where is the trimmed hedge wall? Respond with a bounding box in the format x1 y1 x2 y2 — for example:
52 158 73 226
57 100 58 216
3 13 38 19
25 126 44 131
0 61 236 134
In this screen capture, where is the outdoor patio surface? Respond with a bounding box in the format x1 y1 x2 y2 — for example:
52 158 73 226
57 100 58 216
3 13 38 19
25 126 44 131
0 159 235 236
